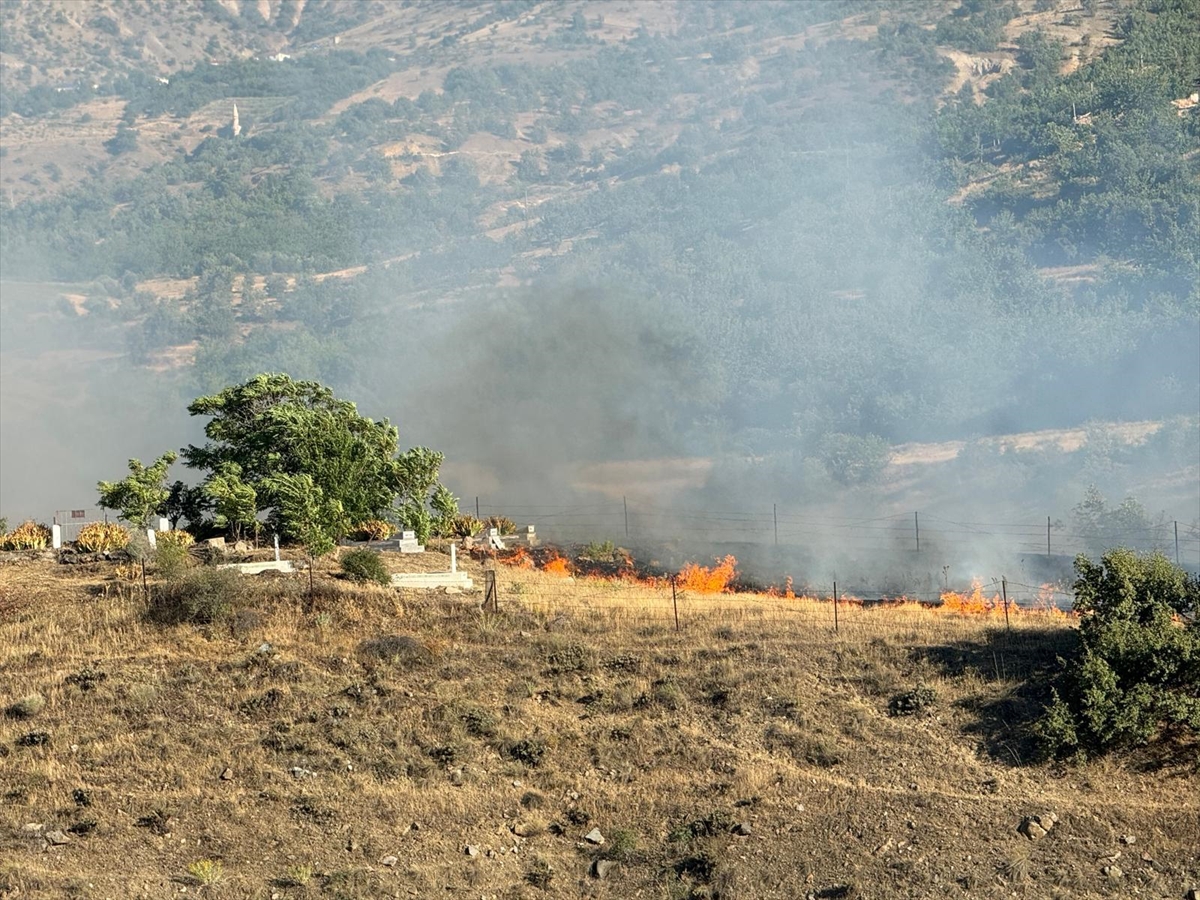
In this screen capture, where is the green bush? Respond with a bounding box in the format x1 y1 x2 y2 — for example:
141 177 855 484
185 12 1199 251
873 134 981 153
340 548 390 585
147 568 246 624
1037 550 1200 759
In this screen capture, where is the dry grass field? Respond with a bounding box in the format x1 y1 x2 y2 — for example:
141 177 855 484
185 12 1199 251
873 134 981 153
1 548 1196 900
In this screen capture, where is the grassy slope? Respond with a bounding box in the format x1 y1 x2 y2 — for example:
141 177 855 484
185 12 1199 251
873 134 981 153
1 550 1197 899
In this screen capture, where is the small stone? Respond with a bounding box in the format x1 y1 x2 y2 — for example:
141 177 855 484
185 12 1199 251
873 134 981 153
584 828 604 845
44 830 70 846
1102 865 1123 879
380 855 398 867
464 844 479 858
220 768 233 781
1185 889 1198 900
290 767 315 779
591 859 616 880
449 768 465 786
1119 834 1135 845
1018 813 1057 841
732 822 752 836
22 823 44 834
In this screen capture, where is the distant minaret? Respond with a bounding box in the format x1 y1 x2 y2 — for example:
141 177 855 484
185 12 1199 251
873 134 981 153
232 103 241 137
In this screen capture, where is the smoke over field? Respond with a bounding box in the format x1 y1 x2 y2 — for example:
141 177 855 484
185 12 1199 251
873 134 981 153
1 0 1197 577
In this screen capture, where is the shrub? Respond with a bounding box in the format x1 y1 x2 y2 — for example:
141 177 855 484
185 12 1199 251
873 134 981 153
582 539 619 561
504 737 548 767
155 538 193 581
888 685 938 717
341 549 390 585
76 522 131 553
352 519 395 541
357 634 432 667
147 568 246 625
1037 550 1200 759
1 521 52 550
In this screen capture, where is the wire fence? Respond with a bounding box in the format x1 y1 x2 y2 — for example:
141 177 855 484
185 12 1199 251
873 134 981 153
469 497 1200 568
471 565 1078 640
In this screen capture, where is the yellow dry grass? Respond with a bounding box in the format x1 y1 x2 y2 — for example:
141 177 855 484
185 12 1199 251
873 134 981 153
0 552 1196 900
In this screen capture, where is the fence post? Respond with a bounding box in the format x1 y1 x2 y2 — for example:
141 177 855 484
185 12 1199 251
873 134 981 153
485 570 497 613
1001 577 1010 632
833 581 839 634
476 496 480 519
672 576 680 633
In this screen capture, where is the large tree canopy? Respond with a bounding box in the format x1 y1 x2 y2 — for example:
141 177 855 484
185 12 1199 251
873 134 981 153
182 373 438 537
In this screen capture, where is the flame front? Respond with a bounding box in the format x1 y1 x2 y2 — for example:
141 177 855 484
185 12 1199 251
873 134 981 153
676 555 737 593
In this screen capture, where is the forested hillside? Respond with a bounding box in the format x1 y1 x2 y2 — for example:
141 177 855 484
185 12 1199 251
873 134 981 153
0 0 1197 521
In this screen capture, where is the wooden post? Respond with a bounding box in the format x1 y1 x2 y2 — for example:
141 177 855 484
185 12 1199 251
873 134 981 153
833 581 839 634
476 496 480 519
914 512 920 553
485 570 498 613
773 504 778 546
1047 516 1051 556
672 576 680 633
623 496 629 538
1002 577 1010 632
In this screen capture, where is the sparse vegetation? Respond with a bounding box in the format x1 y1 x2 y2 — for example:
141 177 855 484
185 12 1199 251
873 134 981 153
146 567 245 624
0 553 1198 898
184 858 223 886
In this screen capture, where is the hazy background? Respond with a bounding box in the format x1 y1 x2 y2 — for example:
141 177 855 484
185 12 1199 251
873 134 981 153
1 0 1197 580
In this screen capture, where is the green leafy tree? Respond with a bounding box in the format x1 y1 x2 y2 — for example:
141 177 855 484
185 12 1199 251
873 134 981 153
430 484 460 537
98 452 177 528
1038 549 1199 759
204 464 259 541
163 480 211 531
183 373 442 539
263 472 347 593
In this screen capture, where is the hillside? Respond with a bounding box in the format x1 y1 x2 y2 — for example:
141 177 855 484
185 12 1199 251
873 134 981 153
2 550 1198 899
1 0 1198 531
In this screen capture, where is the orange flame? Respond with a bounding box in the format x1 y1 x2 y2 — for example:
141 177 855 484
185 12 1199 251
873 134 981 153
542 552 572 576
676 555 737 593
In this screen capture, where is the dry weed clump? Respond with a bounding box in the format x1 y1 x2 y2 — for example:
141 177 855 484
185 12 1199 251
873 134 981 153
75 522 131 553
1 520 52 550
352 519 396 541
